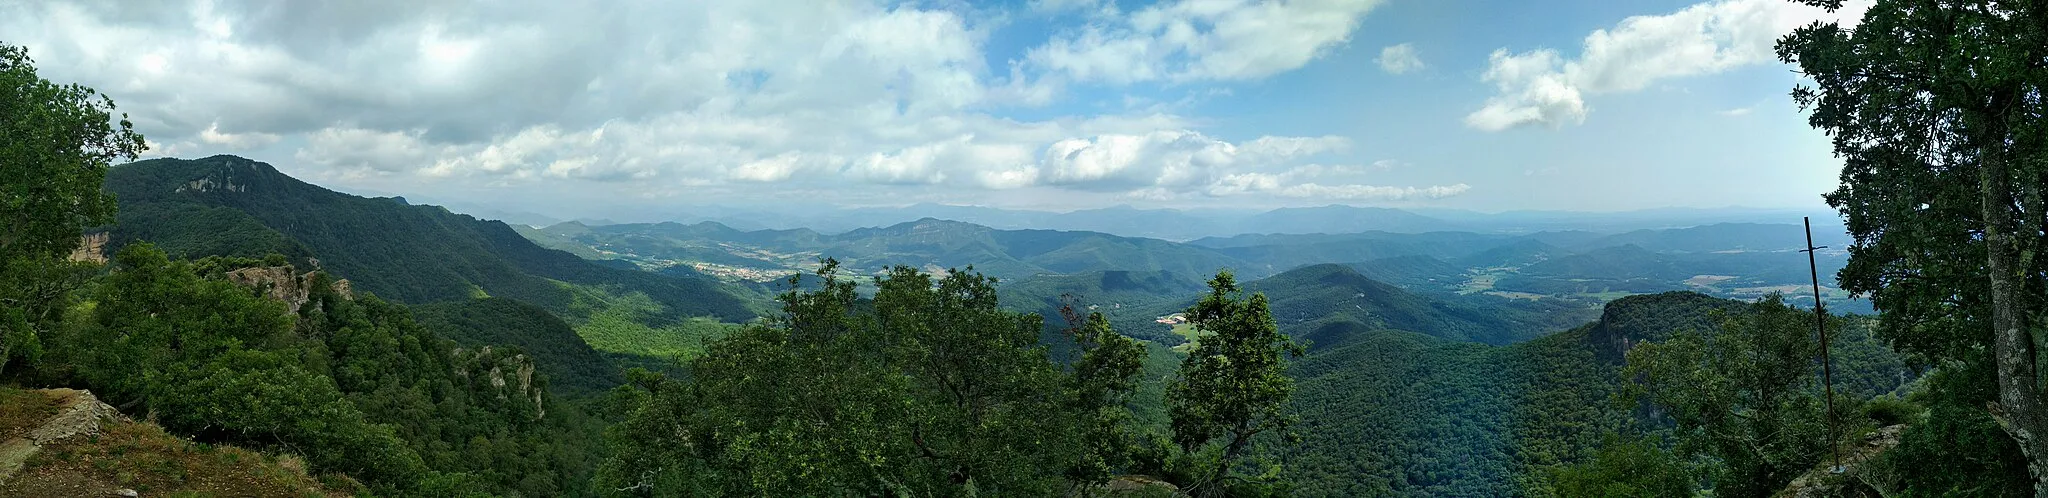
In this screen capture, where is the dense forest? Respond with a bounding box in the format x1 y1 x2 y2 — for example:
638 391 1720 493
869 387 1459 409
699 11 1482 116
6 0 2048 495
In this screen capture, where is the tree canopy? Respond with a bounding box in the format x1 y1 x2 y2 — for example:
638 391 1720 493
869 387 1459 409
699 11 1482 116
1779 0 2048 492
0 41 145 374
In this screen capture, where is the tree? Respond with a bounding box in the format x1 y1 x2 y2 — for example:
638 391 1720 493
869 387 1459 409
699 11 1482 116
1060 301 1149 488
1542 434 1695 498
1620 295 1833 497
599 261 1146 496
1166 270 1303 496
0 41 146 374
1778 1 2048 493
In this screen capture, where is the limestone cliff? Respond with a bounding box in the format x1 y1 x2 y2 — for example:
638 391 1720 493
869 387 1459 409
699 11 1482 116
452 346 548 421
65 233 108 264
224 265 352 313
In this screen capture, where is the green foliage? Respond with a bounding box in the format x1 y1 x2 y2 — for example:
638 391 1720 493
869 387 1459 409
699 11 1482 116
1281 291 1908 497
0 41 142 261
1781 0 2048 490
1540 435 1695 498
599 262 1145 496
1062 307 1150 485
34 243 605 496
413 297 625 395
1620 295 1831 498
1864 357 2031 496
52 243 426 487
1166 270 1303 496
558 285 741 361
0 41 143 375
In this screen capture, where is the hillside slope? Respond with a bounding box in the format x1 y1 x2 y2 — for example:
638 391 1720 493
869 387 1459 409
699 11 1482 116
1281 292 1912 496
103 155 757 322
1243 264 1595 346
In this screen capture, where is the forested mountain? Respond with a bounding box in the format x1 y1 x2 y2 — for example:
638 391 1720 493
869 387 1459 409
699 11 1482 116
103 155 757 323
1239 264 1595 346
1283 292 1912 496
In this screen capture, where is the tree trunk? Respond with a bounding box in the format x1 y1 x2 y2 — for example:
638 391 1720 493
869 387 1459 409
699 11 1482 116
1980 130 2048 497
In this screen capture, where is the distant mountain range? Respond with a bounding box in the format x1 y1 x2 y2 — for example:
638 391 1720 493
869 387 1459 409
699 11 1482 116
460 198 1846 242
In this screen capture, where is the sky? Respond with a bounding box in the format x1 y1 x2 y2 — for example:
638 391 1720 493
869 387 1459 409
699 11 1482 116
4 0 1871 216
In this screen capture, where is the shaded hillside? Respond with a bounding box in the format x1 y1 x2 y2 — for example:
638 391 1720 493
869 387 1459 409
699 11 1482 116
1282 291 1912 497
412 297 624 395
103 155 756 322
997 270 1208 343
1584 222 1849 253
1241 264 1593 346
1345 255 1467 290
1455 238 1565 268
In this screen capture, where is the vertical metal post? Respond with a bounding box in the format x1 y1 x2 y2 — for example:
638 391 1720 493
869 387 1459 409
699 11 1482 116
1804 216 1842 473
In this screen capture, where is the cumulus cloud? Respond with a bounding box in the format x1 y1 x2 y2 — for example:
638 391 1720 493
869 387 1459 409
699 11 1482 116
1198 163 1469 201
1040 131 1347 190
1465 0 1869 131
1028 0 1386 84
1375 43 1424 74
1 0 1425 206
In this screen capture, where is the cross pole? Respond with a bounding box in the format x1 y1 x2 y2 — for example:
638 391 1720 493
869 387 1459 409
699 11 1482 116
1802 216 1842 473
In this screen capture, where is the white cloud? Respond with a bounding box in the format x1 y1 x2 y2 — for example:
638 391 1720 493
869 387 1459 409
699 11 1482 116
1 0 1414 206
1198 162 1468 201
1718 106 1755 116
1041 131 1348 191
1375 43 1423 74
1466 0 1869 131
1028 0 1386 84
197 122 283 149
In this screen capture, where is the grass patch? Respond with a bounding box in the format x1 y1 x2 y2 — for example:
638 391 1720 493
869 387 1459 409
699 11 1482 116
1169 322 1208 354
3 419 354 497
0 387 60 441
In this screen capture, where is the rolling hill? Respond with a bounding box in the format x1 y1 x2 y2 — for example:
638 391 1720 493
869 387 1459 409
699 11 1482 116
1240 264 1597 346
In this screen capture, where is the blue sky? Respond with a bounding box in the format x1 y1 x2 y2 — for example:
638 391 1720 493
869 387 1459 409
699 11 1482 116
4 0 1867 215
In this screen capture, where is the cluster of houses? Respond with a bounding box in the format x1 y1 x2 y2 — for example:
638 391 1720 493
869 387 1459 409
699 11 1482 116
1154 313 1187 325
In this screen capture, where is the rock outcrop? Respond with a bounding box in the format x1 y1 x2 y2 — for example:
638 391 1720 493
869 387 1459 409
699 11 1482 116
0 389 127 485
66 233 108 264
1775 424 1908 498
224 265 352 313
454 346 547 421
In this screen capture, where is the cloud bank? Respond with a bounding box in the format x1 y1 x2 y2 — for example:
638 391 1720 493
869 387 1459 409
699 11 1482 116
1466 0 1868 131
1 0 1451 206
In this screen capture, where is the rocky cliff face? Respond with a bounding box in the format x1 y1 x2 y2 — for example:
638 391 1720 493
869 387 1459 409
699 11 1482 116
452 346 547 421
65 233 108 264
224 266 352 313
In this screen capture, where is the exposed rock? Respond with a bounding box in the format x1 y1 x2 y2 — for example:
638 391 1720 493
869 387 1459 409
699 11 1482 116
1775 424 1908 498
27 389 127 444
1 389 128 485
174 176 246 193
113 488 138 497
224 266 352 313
1070 475 1186 497
454 347 545 421
67 233 108 264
